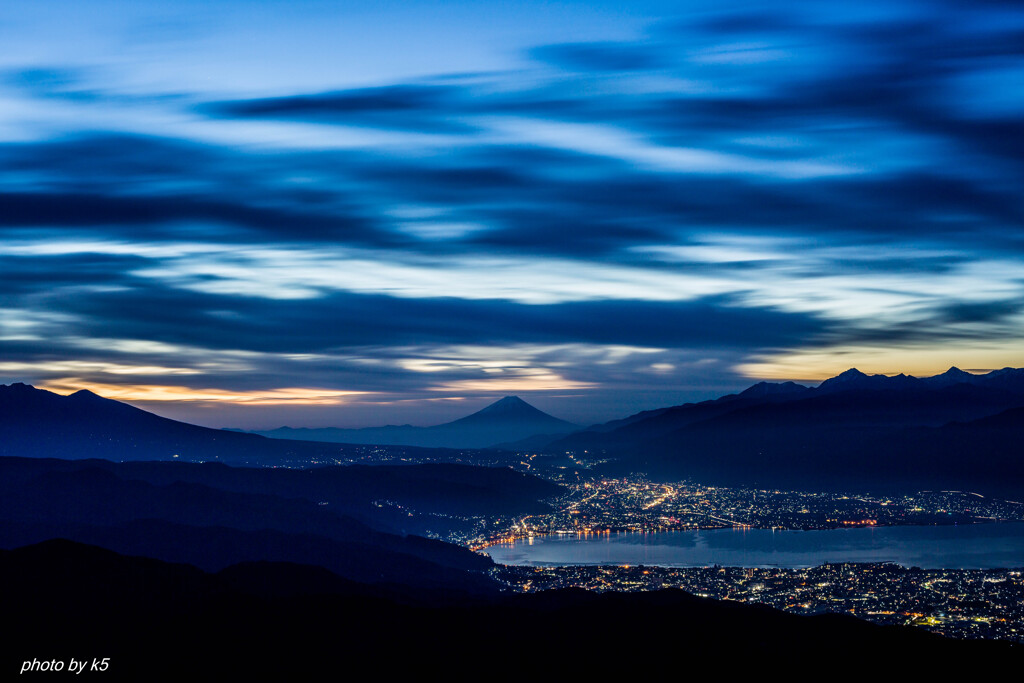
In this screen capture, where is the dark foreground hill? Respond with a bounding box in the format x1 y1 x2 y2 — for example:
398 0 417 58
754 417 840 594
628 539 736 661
0 456 560 522
251 394 577 448
3 540 1014 678
0 456 560 594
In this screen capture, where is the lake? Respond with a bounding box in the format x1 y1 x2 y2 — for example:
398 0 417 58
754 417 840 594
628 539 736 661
482 523 1024 569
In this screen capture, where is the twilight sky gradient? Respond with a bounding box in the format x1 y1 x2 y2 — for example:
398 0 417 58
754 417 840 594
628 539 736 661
1 0 1023 428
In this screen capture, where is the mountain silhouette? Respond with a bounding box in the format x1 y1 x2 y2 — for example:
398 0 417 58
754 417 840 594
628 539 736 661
0 382 489 464
0 454 566 596
250 395 577 448
547 367 1024 496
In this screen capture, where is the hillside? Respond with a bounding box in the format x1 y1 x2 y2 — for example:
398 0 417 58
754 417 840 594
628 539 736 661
552 367 1024 495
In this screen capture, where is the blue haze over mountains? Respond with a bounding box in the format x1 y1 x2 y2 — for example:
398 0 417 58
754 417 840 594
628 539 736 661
2 367 1023 672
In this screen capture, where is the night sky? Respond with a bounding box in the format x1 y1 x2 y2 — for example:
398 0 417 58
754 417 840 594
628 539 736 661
1 0 1022 428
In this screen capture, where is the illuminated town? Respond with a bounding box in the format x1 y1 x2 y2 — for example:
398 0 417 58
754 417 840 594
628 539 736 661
204 443 1024 645
491 562 1024 643
422 473 1024 644
471 475 1024 544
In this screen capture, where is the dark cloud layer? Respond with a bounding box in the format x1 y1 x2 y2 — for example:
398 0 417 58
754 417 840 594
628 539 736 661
531 42 665 72
2 0 1023 424
207 85 478 133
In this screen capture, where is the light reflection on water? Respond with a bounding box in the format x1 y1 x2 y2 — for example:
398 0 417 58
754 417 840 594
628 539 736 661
483 524 1024 569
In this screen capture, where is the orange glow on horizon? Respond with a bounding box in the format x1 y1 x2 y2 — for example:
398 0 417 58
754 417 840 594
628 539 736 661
37 380 369 405
738 342 1024 383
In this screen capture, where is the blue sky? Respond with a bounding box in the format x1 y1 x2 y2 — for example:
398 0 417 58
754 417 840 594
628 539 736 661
1 0 1023 427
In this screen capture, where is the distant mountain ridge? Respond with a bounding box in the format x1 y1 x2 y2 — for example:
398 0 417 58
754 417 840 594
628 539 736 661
813 366 1024 394
0 382 500 465
5 365 1024 494
546 366 1024 496
247 394 577 448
